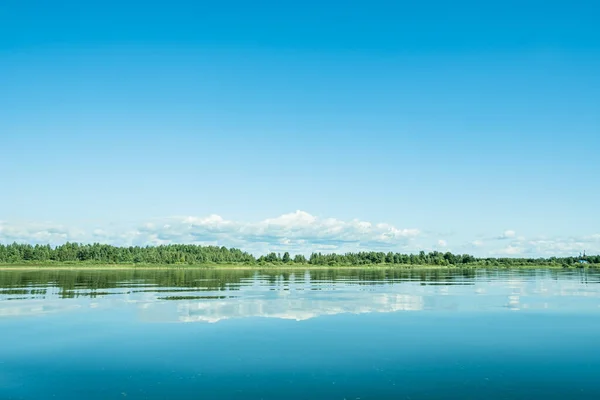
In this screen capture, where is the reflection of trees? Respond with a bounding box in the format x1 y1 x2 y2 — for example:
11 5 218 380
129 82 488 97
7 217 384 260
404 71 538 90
307 268 480 285
0 268 488 293
0 268 598 300
0 269 258 299
2 268 600 321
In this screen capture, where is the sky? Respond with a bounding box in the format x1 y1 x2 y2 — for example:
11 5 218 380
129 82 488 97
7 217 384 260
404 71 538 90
1 0 599 257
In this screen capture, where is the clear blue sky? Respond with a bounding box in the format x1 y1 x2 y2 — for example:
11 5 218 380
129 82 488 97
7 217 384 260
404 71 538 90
1 0 599 256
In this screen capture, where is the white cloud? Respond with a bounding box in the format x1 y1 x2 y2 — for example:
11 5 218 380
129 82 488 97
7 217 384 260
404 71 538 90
495 245 523 256
488 233 600 257
0 221 85 246
0 211 420 255
1 215 599 258
499 230 516 239
525 239 586 255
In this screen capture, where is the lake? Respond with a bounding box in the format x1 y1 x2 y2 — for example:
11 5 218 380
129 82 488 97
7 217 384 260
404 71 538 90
1 268 600 399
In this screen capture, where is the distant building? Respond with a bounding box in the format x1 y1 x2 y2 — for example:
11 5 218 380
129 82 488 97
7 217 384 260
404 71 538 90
578 251 589 264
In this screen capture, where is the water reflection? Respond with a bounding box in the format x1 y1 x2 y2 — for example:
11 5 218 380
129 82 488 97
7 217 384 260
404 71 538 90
1 268 599 322
160 293 424 323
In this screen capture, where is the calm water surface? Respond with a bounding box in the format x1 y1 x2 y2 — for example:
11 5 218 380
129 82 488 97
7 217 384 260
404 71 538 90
1 268 600 399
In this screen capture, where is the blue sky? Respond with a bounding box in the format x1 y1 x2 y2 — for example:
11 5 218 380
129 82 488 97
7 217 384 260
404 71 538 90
1 1 599 256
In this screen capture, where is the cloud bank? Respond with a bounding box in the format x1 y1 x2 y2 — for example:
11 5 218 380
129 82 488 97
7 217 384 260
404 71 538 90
0 211 420 255
1 211 599 257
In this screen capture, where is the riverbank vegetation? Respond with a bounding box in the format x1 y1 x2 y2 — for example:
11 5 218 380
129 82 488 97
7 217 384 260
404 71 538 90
0 243 597 269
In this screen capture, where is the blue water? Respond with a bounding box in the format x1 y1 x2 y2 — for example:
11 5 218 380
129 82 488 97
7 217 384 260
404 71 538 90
1 268 600 399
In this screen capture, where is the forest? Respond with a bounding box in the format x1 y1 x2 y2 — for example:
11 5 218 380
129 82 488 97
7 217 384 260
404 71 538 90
0 242 597 268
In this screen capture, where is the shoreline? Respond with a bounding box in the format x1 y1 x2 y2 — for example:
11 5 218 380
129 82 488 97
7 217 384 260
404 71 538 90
0 263 595 271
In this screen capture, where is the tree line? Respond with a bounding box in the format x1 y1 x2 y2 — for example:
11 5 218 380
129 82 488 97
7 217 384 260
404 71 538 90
0 243 254 264
0 242 598 267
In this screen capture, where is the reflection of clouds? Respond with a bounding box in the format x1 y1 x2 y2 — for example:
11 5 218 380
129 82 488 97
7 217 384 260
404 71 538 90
434 286 450 296
507 295 520 311
559 288 600 297
2 270 600 322
141 293 424 323
0 300 81 317
506 278 526 293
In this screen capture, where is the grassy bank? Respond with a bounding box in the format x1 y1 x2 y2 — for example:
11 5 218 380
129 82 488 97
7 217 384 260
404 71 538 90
1 262 597 270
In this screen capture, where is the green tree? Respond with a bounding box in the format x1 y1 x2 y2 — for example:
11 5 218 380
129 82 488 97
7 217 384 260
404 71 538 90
293 254 307 264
